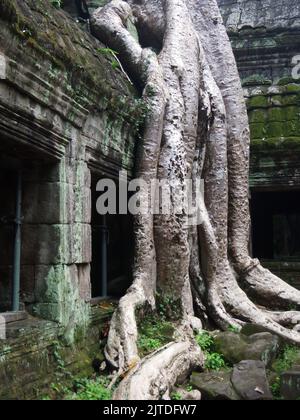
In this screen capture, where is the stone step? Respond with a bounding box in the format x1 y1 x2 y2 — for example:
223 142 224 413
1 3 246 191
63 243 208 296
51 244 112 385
0 311 28 324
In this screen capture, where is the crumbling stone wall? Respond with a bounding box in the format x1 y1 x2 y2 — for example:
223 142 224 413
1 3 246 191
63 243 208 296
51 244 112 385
218 0 300 286
218 0 300 187
0 0 142 340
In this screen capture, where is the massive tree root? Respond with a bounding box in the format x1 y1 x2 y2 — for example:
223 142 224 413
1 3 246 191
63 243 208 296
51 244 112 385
114 341 203 400
91 0 300 399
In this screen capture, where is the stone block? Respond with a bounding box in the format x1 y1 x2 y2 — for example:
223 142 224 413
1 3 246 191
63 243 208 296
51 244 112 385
281 369 300 400
23 181 74 224
33 302 64 323
22 224 72 265
231 360 273 400
71 224 92 264
249 109 267 123
20 265 35 304
74 186 91 224
191 370 240 400
78 264 91 301
214 331 280 367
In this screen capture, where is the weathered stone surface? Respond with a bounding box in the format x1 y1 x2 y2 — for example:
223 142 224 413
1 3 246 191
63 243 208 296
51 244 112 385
214 331 280 367
219 0 300 31
231 360 273 400
280 369 300 400
0 305 114 400
191 370 240 400
241 323 275 336
172 387 201 401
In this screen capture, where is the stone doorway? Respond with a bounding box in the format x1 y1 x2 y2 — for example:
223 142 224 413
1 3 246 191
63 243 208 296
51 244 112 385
251 190 300 289
251 190 300 261
0 159 20 312
91 176 133 299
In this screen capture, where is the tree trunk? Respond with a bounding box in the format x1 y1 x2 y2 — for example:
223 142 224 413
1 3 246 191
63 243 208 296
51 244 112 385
91 0 300 399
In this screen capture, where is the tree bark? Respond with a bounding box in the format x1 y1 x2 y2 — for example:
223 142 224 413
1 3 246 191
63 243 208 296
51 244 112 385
91 0 300 399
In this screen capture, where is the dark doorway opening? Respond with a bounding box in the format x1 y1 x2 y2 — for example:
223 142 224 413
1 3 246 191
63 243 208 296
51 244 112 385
91 177 133 299
251 190 300 261
0 162 19 312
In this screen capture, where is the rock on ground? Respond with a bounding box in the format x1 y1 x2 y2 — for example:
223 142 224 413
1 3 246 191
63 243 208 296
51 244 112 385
231 360 273 400
213 331 280 367
190 370 241 400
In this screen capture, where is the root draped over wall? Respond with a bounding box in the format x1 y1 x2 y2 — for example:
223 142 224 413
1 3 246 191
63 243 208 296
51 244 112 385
91 0 300 400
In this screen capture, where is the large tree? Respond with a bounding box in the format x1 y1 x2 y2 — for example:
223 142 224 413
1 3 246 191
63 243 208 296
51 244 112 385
91 0 300 399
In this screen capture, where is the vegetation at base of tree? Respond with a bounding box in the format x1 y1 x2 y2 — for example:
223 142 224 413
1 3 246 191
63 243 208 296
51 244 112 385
170 392 182 400
228 325 240 334
137 314 175 357
272 345 299 373
270 345 299 399
64 377 112 400
42 375 112 400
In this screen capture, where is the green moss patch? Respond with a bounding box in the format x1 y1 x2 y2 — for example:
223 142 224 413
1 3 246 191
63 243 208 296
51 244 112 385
137 315 175 357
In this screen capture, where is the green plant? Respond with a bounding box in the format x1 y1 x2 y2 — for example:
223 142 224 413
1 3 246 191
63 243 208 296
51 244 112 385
51 0 62 8
97 47 119 57
52 341 70 376
137 336 162 354
111 60 120 70
270 377 281 399
156 292 182 320
137 314 175 356
186 385 193 392
272 345 300 374
195 332 214 351
205 352 227 371
195 331 227 371
228 325 240 334
97 48 121 70
66 377 112 400
171 392 182 400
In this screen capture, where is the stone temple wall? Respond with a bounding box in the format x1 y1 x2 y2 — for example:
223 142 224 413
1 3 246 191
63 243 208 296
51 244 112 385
0 0 141 330
218 0 300 188
218 0 300 287
0 0 142 397
0 0 299 399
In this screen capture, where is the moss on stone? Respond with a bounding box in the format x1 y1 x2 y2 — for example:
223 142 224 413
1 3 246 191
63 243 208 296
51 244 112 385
285 106 300 121
266 121 285 138
242 74 272 87
284 120 300 137
247 95 269 109
251 137 300 151
0 0 141 121
267 107 285 122
250 122 267 139
278 77 300 86
249 109 267 123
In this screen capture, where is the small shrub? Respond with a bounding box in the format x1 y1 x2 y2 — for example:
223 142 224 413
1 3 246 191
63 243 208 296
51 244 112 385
270 377 281 399
171 392 182 400
66 377 112 400
156 292 182 320
137 314 175 356
273 345 299 374
137 336 162 354
196 331 227 371
195 332 214 351
228 325 240 334
205 352 227 371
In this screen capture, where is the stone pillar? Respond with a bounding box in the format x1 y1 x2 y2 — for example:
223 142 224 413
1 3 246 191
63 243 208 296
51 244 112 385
20 157 92 342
